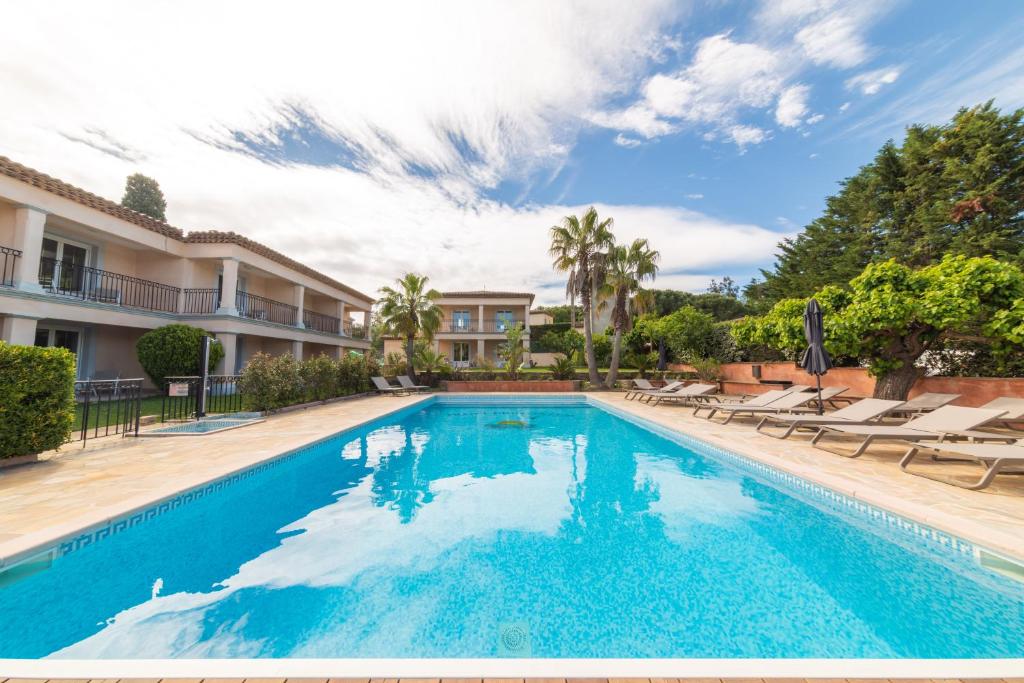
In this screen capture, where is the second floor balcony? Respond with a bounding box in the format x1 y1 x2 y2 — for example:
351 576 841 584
37 256 180 313
438 318 527 334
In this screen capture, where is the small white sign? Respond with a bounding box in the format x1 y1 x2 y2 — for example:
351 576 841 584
168 382 190 397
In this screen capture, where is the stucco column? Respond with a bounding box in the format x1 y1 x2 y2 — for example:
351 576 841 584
362 309 371 331
336 300 346 336
332 345 345 360
478 304 485 332
12 206 47 293
293 284 305 328
216 333 237 375
477 338 485 362
524 304 530 333
1 314 38 345
217 258 239 315
291 340 303 361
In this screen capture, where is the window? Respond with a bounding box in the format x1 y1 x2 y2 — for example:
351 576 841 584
452 310 471 331
495 309 515 332
39 235 90 293
452 342 470 363
34 326 83 376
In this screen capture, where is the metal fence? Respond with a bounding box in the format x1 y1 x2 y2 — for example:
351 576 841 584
73 379 144 445
39 257 180 313
237 291 297 326
1 245 19 287
161 375 243 422
182 287 219 314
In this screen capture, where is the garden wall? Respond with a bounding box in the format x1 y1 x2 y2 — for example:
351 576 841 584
671 361 1024 405
445 380 578 392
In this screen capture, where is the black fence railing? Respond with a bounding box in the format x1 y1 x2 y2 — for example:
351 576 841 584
182 287 219 314
237 291 297 326
74 379 143 445
161 375 243 422
344 320 367 339
438 319 478 333
304 309 341 334
39 257 180 313
1 245 19 287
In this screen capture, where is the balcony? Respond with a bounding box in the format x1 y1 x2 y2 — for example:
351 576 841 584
304 309 341 334
1 246 20 287
438 319 527 334
38 256 180 313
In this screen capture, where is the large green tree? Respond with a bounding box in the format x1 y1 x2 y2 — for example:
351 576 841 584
733 256 1024 399
599 238 659 387
121 173 168 221
749 102 1024 307
377 273 443 380
549 206 615 386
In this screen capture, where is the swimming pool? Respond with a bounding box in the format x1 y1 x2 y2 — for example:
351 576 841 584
0 395 1021 659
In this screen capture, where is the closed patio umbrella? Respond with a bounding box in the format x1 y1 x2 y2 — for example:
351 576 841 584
799 298 832 415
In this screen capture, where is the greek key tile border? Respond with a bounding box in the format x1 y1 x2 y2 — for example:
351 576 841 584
590 398 982 560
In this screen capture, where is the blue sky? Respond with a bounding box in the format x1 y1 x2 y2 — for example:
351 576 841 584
2 1 1023 302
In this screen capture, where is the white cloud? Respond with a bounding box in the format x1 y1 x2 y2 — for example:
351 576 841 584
613 133 644 148
839 101 851 112
806 113 825 124
795 14 870 68
684 193 704 199
728 125 770 148
845 66 902 94
775 84 810 127
808 152 819 158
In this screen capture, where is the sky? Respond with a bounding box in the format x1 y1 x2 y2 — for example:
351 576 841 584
2 1 1023 304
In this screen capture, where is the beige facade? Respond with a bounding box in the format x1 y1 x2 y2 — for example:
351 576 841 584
0 157 373 389
383 291 534 368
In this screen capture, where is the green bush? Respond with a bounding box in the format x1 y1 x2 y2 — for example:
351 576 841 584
548 354 576 379
0 342 76 458
136 324 224 388
239 351 378 411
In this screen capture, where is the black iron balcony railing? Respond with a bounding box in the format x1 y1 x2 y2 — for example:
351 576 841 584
343 320 367 339
437 319 526 333
237 290 297 326
1 246 20 287
182 287 219 314
39 256 179 313
303 309 341 334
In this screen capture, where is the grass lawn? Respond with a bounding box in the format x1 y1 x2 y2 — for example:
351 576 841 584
73 396 167 432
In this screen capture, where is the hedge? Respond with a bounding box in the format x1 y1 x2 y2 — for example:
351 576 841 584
0 342 76 458
238 352 380 412
136 324 224 388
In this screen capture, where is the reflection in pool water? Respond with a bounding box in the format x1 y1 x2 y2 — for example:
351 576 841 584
0 400 1022 659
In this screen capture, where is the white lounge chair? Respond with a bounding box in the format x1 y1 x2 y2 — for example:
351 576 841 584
976 397 1024 431
372 376 411 396
704 388 823 424
647 383 718 407
810 405 1013 458
899 440 1024 490
755 398 905 439
693 389 792 418
636 380 686 403
886 392 960 418
624 378 655 400
397 375 430 392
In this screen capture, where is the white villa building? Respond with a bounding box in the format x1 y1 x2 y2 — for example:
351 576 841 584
0 156 373 388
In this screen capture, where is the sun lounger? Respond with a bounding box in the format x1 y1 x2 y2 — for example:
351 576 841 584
900 440 1024 490
755 398 905 439
976 397 1024 431
810 406 1013 458
636 380 685 403
704 389 822 424
886 392 960 418
624 378 655 400
372 376 411 396
648 383 717 406
397 375 430 392
693 389 791 418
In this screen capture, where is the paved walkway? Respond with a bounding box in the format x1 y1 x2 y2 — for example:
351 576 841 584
4 679 1023 683
1 392 1022 567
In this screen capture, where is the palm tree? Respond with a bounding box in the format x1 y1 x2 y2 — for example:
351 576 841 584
598 238 660 388
377 273 443 380
549 207 615 386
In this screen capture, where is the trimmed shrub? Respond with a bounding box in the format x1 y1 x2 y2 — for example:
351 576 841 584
239 351 378 411
136 324 224 388
0 342 76 458
301 354 340 401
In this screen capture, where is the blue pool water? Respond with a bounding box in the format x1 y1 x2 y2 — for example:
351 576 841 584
1 397 1022 659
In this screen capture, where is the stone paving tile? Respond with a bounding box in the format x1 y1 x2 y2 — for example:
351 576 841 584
0 392 1022 566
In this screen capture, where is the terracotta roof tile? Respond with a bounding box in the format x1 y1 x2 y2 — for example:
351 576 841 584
441 290 535 300
0 155 373 303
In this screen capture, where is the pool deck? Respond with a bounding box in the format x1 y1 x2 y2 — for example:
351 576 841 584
3 679 1024 683
1 391 1023 569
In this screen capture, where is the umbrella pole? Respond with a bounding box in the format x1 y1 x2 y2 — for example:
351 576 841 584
816 375 823 415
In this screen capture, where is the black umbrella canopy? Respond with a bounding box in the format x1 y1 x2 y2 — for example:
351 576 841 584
799 298 832 414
